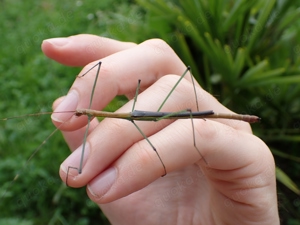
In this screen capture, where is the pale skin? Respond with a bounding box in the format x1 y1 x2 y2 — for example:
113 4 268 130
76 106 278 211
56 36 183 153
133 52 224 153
41 34 280 225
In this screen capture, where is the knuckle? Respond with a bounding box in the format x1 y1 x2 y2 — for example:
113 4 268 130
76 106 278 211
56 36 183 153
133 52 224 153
194 119 218 140
141 38 173 55
142 38 168 47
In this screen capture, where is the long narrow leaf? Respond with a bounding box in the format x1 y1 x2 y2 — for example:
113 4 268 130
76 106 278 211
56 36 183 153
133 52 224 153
239 60 269 82
223 0 249 32
244 75 300 88
176 32 203 85
277 8 300 34
232 48 246 79
276 167 300 195
239 67 286 86
247 0 276 52
180 0 212 34
271 148 300 163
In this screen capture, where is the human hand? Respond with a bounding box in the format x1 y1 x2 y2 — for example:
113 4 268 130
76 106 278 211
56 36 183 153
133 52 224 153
42 34 279 225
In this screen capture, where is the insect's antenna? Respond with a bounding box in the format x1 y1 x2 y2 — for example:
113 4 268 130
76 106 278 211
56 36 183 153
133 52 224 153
132 79 141 112
1 124 63 201
66 62 102 186
0 111 76 121
130 120 167 176
157 66 191 112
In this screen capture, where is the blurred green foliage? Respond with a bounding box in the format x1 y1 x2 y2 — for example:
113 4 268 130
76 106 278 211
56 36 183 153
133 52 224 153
101 0 300 224
1 0 300 224
0 0 127 224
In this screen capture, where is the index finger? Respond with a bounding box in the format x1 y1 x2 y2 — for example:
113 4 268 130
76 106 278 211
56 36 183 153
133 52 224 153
42 34 136 66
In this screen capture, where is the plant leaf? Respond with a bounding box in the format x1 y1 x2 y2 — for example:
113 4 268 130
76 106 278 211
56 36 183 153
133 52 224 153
276 167 300 195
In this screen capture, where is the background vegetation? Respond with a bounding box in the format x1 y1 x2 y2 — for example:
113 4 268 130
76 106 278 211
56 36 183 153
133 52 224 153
0 0 299 224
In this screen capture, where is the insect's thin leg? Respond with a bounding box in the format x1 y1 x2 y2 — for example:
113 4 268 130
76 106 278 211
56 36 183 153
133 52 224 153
132 79 141 112
155 108 208 164
79 114 93 174
66 113 92 186
187 109 208 164
157 66 193 112
75 62 102 174
130 120 167 176
189 67 199 112
66 62 102 185
78 62 101 173
78 61 102 79
66 166 81 187
86 61 102 109
79 62 101 170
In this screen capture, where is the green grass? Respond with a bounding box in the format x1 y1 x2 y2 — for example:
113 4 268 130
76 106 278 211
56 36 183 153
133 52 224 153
0 0 130 224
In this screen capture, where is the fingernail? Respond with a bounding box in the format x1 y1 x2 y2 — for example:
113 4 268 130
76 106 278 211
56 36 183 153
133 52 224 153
52 90 79 122
88 167 117 198
61 143 90 177
44 37 70 46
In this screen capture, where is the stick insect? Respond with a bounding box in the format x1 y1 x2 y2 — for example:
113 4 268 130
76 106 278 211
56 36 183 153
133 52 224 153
0 61 260 208
66 62 260 182
1 62 260 182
